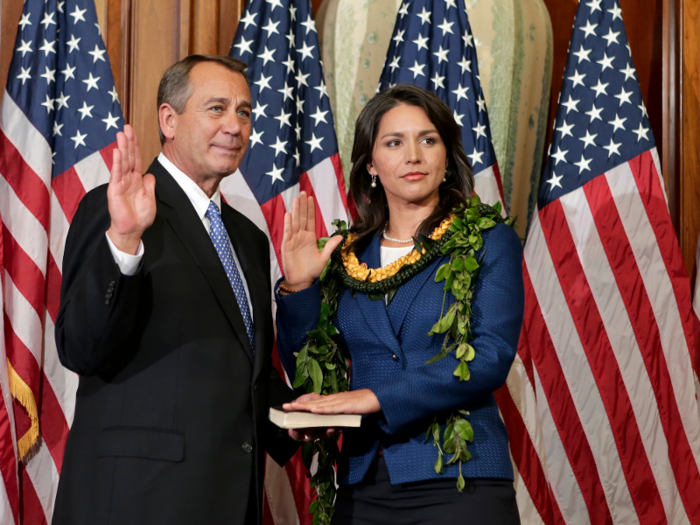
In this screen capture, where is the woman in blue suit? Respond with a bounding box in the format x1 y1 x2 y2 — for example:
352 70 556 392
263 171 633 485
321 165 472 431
276 85 524 524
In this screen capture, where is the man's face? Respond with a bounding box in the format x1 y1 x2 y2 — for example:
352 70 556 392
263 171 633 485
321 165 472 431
164 62 252 182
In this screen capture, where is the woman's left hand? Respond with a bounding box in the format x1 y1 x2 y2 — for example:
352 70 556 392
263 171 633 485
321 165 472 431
283 389 381 415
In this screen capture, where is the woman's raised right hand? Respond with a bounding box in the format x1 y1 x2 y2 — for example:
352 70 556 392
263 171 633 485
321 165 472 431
280 191 343 290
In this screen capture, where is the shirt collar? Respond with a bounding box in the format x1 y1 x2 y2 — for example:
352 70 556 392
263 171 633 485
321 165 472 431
158 153 221 220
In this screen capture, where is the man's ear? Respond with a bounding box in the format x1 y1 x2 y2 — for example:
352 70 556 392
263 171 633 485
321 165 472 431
158 103 177 141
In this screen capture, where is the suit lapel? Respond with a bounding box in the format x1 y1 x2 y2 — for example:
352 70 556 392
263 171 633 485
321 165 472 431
387 253 447 336
150 160 254 362
354 237 401 355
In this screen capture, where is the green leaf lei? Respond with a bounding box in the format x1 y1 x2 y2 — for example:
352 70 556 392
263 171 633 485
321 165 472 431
292 195 515 525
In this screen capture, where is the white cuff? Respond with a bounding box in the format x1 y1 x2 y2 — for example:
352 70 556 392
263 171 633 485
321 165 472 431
105 232 144 276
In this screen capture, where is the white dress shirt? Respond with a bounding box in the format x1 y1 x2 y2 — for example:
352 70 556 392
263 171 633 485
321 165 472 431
105 153 254 319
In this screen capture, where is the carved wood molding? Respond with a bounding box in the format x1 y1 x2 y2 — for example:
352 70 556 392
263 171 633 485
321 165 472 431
664 0 700 274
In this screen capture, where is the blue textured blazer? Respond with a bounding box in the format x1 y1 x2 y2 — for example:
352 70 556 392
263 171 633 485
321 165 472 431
276 223 524 486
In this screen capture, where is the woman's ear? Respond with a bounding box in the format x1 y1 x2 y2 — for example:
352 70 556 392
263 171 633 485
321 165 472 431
366 162 376 176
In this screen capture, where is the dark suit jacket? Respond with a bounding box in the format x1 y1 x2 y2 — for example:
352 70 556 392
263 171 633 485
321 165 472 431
277 224 524 485
53 159 296 525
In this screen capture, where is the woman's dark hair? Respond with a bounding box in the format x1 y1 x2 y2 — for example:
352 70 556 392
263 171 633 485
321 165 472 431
348 84 474 252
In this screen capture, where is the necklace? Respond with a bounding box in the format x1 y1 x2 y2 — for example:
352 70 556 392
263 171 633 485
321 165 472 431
382 226 414 244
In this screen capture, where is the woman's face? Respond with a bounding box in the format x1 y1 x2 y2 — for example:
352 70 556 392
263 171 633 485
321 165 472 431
367 103 447 209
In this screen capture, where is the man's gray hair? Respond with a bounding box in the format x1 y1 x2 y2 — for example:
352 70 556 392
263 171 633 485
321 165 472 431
157 54 248 145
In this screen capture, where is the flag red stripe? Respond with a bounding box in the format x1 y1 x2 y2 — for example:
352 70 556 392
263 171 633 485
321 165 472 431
38 369 69 474
329 153 348 208
520 263 612 525
99 141 117 173
260 195 287 274
299 173 329 239
51 168 86 224
0 393 19 525
494 383 554 525
491 163 505 207
19 466 47 525
0 130 50 233
2 228 45 319
629 151 697 367
515 321 536 392
539 200 666 524
584 173 700 519
44 254 62 324
284 450 314 525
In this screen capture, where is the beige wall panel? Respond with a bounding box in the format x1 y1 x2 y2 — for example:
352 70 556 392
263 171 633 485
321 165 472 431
130 0 185 165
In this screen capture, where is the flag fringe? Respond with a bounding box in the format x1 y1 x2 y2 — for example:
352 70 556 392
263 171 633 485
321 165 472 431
6 359 40 461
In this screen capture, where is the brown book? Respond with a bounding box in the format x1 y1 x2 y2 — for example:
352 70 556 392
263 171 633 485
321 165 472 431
268 407 362 429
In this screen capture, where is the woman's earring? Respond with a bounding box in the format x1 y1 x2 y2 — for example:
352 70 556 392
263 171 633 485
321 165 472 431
443 168 447 183
371 175 377 188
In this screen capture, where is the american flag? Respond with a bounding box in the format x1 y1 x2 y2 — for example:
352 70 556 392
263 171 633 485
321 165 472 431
377 0 504 210
512 1 700 523
227 1 348 523
0 0 122 522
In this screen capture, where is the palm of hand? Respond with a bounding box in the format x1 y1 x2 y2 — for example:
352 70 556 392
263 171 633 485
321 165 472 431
108 172 156 236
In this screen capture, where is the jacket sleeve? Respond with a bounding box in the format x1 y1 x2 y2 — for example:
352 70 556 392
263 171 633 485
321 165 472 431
55 186 145 376
274 279 323 384
371 224 525 434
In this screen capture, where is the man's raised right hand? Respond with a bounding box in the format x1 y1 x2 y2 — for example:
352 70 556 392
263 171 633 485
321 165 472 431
106 124 156 255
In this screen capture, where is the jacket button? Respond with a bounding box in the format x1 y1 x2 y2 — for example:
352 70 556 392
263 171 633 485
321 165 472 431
242 442 253 453
110 280 116 286
392 354 398 361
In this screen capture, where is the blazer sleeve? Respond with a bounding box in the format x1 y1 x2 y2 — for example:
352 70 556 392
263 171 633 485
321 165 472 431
55 186 145 376
274 279 323 383
371 224 525 434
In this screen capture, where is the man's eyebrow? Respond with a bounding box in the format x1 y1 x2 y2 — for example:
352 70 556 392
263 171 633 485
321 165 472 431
204 96 230 105
238 100 252 110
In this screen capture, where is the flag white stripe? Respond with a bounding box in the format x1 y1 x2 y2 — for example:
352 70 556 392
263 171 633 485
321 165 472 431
72 148 111 194
0 92 52 185
505 353 549 478
264 460 301 525
49 192 71 275
43 316 78 426
512 462 545 525
560 188 687 524
305 157 348 231
532 366 593 525
3 272 44 365
0 480 17 525
23 442 59 524
473 165 502 209
606 163 700 471
0 176 48 276
526 211 637 524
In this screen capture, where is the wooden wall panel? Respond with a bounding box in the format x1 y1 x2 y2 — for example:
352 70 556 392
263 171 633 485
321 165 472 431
677 0 700 273
0 0 23 106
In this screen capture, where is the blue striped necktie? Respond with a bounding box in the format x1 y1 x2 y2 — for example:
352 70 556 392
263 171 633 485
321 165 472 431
205 201 255 349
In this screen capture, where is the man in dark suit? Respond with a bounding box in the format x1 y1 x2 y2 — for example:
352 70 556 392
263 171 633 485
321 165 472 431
52 54 296 525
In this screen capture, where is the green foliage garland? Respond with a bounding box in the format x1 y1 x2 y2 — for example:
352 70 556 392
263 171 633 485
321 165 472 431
292 195 515 525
